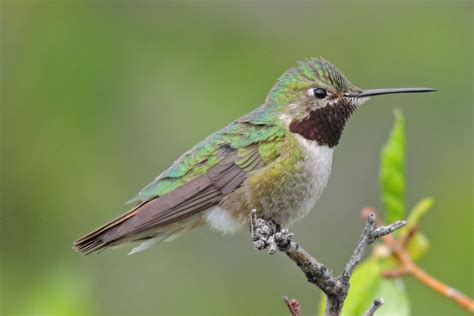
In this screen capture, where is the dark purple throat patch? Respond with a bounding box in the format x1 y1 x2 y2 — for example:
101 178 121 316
289 99 356 147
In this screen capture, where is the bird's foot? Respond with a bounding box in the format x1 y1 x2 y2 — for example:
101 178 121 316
250 210 293 254
274 228 293 250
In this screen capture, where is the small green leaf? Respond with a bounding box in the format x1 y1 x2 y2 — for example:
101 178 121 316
380 109 406 224
407 197 434 226
374 279 410 316
406 232 430 261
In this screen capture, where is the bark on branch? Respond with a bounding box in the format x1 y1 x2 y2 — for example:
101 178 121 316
250 210 406 316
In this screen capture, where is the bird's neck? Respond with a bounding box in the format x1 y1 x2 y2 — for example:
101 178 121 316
288 100 356 148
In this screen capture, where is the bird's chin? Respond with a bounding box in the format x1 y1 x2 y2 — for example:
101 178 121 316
354 97 370 107
345 96 370 107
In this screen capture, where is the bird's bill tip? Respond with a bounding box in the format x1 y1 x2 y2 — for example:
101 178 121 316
356 87 437 98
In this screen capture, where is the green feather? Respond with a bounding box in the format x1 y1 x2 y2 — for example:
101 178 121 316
270 58 356 106
127 118 287 205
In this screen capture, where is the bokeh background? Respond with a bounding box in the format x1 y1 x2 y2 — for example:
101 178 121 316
1 1 472 315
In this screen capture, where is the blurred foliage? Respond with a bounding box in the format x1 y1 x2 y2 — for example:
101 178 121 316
1 1 472 315
335 259 411 316
15 266 96 316
404 198 433 261
380 109 406 225
375 279 410 316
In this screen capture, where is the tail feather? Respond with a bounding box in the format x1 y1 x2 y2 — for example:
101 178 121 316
127 235 168 255
73 203 142 254
73 194 208 254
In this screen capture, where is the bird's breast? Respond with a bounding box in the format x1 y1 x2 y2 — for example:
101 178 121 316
206 134 334 233
286 135 334 225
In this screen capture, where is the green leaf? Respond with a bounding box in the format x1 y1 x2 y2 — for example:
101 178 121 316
380 109 406 224
341 258 382 316
398 197 433 261
374 279 410 316
318 294 327 316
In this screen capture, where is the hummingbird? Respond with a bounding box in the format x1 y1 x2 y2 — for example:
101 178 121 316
74 58 435 255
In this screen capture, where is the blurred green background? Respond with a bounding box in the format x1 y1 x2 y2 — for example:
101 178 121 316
1 1 472 315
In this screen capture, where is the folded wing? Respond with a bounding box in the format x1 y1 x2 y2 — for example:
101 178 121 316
73 149 262 254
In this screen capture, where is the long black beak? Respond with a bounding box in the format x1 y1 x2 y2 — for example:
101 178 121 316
356 87 437 98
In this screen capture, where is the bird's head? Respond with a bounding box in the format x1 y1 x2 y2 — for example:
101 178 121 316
269 58 435 147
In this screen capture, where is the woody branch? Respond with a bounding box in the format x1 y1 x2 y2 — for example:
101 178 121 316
250 210 406 316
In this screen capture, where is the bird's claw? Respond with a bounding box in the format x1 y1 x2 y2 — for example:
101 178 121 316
250 210 284 254
275 229 293 249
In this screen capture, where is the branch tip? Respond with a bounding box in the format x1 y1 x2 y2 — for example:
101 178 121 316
373 220 406 239
364 298 384 316
282 296 301 316
374 298 384 306
367 212 376 224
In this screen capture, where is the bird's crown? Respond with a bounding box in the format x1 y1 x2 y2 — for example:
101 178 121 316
268 57 357 105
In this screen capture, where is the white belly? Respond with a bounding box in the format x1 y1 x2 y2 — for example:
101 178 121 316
204 206 245 234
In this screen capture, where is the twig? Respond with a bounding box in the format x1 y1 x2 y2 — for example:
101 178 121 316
363 298 384 316
282 296 301 316
363 208 474 313
342 213 405 281
381 266 408 278
384 233 474 312
326 213 405 315
250 210 406 316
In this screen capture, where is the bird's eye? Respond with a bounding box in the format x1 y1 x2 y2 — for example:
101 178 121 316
313 88 327 99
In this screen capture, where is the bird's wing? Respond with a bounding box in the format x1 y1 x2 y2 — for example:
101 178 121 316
127 109 286 205
73 119 286 254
